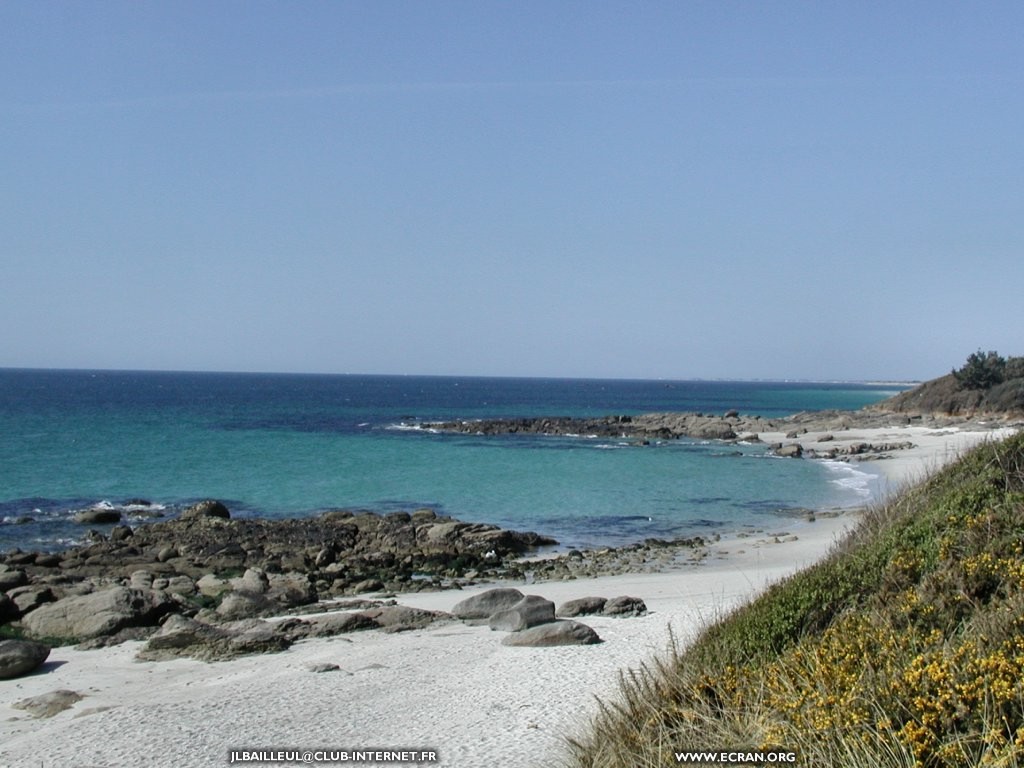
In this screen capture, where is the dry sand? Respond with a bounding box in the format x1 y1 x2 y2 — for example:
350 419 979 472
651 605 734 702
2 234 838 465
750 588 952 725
0 424 1016 768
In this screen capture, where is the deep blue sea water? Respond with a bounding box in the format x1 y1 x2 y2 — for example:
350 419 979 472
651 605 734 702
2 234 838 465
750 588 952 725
0 369 909 552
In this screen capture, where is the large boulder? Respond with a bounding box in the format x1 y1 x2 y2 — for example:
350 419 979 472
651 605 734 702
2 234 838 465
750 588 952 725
500 620 602 647
21 586 174 642
556 596 607 618
602 596 647 617
0 639 51 679
488 595 555 632
451 588 524 620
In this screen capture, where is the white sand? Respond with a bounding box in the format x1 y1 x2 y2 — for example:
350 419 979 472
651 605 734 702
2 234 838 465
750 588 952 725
0 424 1016 768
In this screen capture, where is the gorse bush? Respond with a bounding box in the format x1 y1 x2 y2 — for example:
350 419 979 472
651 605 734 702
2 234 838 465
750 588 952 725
567 431 1024 767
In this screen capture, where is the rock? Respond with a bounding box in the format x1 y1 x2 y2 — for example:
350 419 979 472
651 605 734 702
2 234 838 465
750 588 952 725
230 568 270 594
156 545 179 562
451 588 525 620
0 569 28 590
556 596 607 618
22 586 174 642
73 508 121 525
137 614 216 655
216 591 277 621
773 443 803 458
12 689 83 718
196 574 232 598
296 612 379 639
500 620 602 647
110 525 134 541
75 626 158 649
0 593 19 623
33 553 62 568
361 605 449 633
351 579 385 594
692 420 738 440
266 572 316 607
603 596 647 617
0 639 51 679
7 586 55 616
227 621 291 656
488 595 556 632
180 500 231 520
162 575 197 596
129 570 154 589
138 615 291 661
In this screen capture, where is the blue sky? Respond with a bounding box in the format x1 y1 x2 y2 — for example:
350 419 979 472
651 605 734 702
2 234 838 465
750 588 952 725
2 1 1022 380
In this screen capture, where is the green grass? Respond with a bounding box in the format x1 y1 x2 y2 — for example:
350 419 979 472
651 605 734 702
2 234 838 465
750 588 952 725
565 431 1024 767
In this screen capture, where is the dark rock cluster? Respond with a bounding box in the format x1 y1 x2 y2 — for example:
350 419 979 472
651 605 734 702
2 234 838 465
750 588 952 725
0 501 562 673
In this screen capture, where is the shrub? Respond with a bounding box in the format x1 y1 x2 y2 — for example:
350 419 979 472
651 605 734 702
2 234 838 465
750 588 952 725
953 350 1007 390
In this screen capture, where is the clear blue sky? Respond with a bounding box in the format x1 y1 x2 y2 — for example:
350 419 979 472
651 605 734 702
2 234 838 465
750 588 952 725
3 1 1022 380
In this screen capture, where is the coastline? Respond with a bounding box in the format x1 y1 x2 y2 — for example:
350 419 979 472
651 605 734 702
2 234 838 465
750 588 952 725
1 422 1018 768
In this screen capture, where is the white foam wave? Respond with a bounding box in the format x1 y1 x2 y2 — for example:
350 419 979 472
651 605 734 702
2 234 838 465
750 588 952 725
821 460 877 499
386 423 440 434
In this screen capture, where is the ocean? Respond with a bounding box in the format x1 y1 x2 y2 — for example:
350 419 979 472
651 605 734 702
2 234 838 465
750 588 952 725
0 369 908 553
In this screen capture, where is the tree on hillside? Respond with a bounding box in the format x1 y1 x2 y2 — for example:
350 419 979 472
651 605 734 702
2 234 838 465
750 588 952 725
952 349 1006 390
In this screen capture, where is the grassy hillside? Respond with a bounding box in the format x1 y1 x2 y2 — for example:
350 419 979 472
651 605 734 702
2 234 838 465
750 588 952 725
566 431 1024 767
877 355 1024 416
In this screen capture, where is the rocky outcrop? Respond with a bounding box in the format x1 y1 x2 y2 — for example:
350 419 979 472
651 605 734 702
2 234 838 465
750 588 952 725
137 615 291 662
137 602 453 661
0 639 50 679
423 407 1010 444
5 508 556 599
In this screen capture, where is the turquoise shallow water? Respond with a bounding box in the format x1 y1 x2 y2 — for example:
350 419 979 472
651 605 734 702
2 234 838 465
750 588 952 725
0 370 907 551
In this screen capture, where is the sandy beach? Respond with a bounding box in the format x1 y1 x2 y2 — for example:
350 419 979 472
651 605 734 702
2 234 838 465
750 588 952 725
0 423 1017 768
